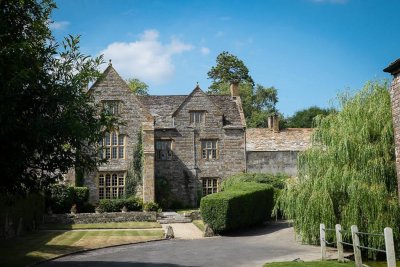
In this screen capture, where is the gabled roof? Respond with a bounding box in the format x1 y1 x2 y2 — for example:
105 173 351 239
138 93 244 129
89 64 153 121
246 128 313 151
383 58 400 75
171 85 223 117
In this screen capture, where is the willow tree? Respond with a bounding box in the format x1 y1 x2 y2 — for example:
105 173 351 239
277 81 399 249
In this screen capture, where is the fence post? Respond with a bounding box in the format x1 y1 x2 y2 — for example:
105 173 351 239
335 224 344 262
351 225 362 267
320 223 326 260
384 227 396 267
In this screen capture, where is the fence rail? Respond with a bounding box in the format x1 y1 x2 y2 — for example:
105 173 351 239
320 223 396 267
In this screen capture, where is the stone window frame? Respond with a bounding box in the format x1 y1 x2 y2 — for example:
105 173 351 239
98 172 125 200
155 139 173 161
98 131 125 160
201 139 218 160
102 100 120 115
202 177 219 196
189 110 206 125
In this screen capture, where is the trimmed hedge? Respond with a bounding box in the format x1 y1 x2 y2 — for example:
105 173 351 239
98 197 143 212
200 182 274 233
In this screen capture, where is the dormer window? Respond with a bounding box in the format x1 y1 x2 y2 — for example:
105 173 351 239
190 111 205 124
103 100 120 115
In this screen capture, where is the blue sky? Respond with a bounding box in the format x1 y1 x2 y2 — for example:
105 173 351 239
51 0 399 116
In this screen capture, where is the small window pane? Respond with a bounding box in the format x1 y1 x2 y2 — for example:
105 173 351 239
99 188 104 199
118 135 124 146
105 133 110 146
112 174 117 186
118 147 124 159
118 187 124 198
105 148 111 159
112 133 117 145
105 188 111 199
106 175 111 186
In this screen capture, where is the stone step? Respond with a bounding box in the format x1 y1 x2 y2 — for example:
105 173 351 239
158 218 192 224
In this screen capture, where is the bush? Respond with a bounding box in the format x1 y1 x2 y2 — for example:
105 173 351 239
0 193 45 238
200 182 274 233
143 201 160 212
221 173 288 190
45 184 74 213
98 197 143 212
72 187 89 205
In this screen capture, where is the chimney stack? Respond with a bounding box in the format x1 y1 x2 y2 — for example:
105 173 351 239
267 113 280 132
230 82 239 98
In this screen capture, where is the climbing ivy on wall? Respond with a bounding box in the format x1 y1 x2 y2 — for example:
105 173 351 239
125 129 143 197
277 81 400 252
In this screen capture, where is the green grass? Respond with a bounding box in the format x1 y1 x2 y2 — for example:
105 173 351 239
0 229 164 267
41 221 161 230
264 261 354 267
193 220 205 232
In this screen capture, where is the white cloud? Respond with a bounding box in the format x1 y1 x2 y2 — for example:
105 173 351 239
49 21 70 30
310 0 348 3
200 47 210 56
100 30 193 84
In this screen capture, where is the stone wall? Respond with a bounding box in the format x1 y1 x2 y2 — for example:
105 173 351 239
85 65 154 204
246 151 299 176
389 71 400 198
43 211 157 224
154 88 246 207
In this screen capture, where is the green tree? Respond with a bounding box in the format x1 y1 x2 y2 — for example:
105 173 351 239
207 52 278 127
207 51 254 93
126 78 149 96
285 106 335 128
277 81 399 250
0 0 115 195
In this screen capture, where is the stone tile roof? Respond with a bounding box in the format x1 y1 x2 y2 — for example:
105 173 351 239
138 94 244 128
384 58 400 74
246 128 313 151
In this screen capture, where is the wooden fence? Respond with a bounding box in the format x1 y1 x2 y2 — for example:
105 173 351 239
320 223 396 267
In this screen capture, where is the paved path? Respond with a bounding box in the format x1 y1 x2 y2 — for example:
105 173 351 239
39 222 333 267
162 223 204 239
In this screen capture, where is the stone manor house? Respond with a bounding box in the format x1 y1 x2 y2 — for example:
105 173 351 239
70 63 312 206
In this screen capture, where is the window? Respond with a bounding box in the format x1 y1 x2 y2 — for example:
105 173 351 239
103 100 120 115
99 132 125 159
190 111 204 124
98 173 125 199
202 178 218 196
155 140 173 160
201 140 218 160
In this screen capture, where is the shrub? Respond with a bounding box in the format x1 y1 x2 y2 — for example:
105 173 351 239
72 187 89 205
79 202 95 213
98 197 143 212
143 201 160 212
200 182 274 233
45 184 74 213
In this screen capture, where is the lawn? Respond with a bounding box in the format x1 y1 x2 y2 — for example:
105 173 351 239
41 221 161 230
264 261 354 267
0 228 164 267
193 219 205 232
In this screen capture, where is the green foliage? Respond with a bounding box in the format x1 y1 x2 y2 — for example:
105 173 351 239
98 196 143 212
200 182 274 233
45 185 90 213
155 176 173 209
221 173 289 191
285 106 336 128
0 0 117 195
0 193 45 238
71 187 89 205
206 52 278 127
277 81 399 251
143 202 160 212
126 130 144 197
207 51 254 92
126 77 149 96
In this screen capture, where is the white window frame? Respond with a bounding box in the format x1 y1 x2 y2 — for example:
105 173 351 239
99 132 125 160
201 140 218 160
103 100 120 115
190 111 205 124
